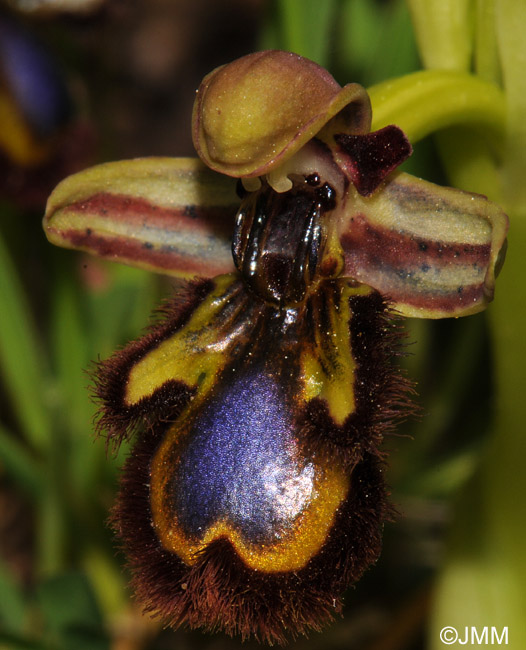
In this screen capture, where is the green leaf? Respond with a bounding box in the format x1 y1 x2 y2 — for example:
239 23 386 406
50 267 92 437
338 0 382 75
0 630 51 650
274 0 338 67
338 0 419 85
0 560 26 633
0 232 52 451
36 572 109 650
49 265 99 498
85 263 160 359
407 0 474 71
0 423 41 496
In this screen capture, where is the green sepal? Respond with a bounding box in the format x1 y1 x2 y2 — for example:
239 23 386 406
44 157 238 279
339 171 508 318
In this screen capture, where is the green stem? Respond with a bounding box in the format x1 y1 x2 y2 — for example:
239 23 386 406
475 0 500 83
368 69 506 151
496 0 526 215
435 127 502 201
406 0 473 70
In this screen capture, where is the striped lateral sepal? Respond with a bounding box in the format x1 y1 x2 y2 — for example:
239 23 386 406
338 172 508 318
44 157 238 279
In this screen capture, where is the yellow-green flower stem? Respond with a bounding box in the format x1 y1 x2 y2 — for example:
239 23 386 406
496 0 526 215
397 2 526 648
475 0 500 84
369 69 506 203
407 0 473 71
368 70 506 153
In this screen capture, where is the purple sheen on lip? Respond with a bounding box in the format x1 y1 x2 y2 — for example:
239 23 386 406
334 125 412 196
172 369 315 545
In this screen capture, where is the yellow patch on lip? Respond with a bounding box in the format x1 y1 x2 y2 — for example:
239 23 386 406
125 274 242 406
301 282 374 425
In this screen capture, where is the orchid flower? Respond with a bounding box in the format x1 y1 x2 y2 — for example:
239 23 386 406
0 11 93 207
43 51 507 644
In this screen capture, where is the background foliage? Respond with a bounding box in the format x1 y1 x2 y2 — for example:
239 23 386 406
0 1 524 649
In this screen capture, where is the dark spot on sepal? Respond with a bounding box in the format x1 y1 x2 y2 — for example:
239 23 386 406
183 205 197 219
92 278 214 449
300 291 417 468
111 417 391 645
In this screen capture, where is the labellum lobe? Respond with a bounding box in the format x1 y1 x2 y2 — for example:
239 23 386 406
109 275 403 643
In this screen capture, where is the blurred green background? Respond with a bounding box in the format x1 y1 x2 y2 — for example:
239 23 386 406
0 1 524 649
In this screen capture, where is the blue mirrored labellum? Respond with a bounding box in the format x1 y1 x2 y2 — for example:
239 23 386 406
173 370 315 544
93 156 417 642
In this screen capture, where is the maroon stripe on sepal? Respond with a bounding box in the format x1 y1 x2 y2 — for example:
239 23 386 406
57 191 237 276
63 227 230 277
341 213 491 315
65 192 234 233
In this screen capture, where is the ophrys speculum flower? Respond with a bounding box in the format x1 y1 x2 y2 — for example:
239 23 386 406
44 51 508 644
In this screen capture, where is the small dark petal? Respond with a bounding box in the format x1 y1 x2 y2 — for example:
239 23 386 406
334 125 412 196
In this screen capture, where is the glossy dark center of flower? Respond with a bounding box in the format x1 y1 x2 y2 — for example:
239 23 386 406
232 181 336 304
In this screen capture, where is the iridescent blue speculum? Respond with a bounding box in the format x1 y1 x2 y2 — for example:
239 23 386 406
43 50 508 645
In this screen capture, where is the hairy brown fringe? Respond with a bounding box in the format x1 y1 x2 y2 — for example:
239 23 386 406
111 422 390 646
300 290 417 467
